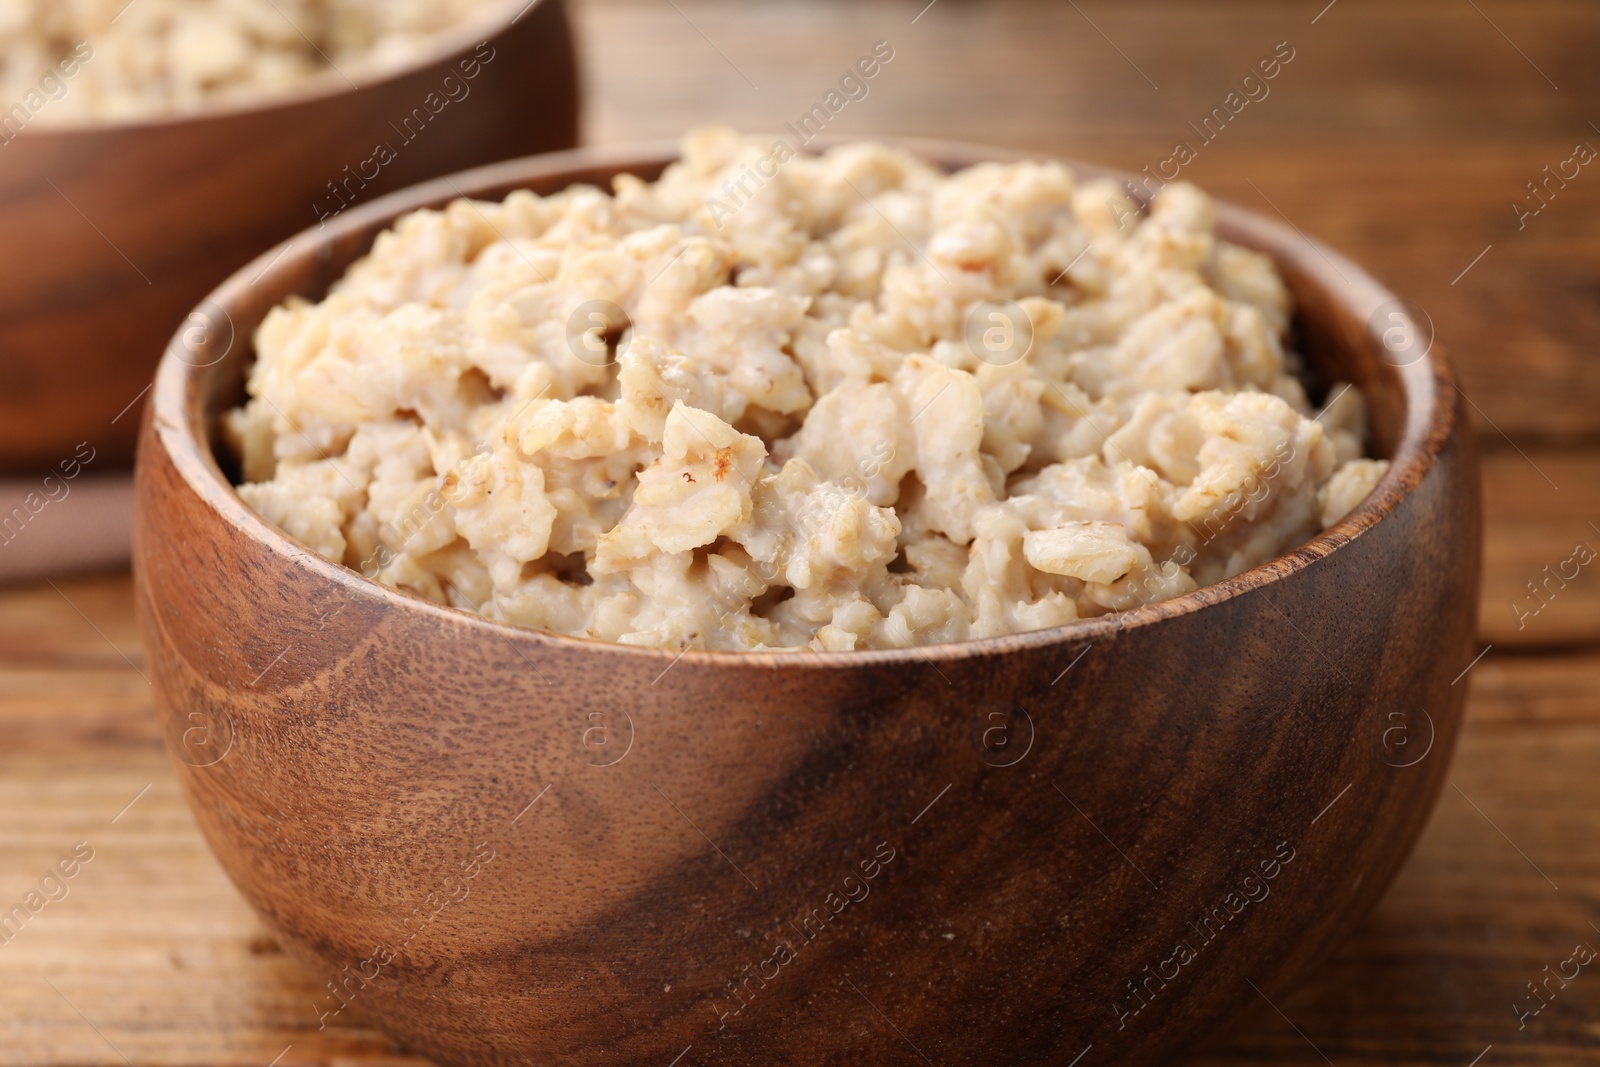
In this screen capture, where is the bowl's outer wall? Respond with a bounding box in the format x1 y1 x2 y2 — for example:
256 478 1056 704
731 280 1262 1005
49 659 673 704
134 147 1482 1067
0 0 577 474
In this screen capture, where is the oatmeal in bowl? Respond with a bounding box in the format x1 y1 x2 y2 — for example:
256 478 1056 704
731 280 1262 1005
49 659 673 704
0 0 511 122
225 128 1389 652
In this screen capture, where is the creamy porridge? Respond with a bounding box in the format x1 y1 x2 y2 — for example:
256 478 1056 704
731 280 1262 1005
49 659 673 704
0 0 504 121
225 128 1388 652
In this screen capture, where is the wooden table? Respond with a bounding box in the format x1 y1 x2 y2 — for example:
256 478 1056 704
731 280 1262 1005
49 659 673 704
3 1 1597 1063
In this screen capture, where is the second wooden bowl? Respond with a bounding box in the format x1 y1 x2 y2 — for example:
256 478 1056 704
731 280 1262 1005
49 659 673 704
134 142 1481 1067
0 0 577 475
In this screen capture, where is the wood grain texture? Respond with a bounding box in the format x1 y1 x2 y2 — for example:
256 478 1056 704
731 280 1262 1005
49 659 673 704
4 579 1594 1067
126 141 1478 1067
1477 451 1600 650
0 0 578 476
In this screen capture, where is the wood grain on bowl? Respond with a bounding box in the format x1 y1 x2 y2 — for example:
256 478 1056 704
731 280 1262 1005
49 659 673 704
0 0 577 476
133 144 1481 1067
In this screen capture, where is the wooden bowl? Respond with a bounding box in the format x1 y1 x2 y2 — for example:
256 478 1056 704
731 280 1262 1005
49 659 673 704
133 141 1481 1067
0 0 577 475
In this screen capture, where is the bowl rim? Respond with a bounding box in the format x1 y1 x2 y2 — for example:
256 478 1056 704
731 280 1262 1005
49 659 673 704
13 0 548 137
143 136 1460 670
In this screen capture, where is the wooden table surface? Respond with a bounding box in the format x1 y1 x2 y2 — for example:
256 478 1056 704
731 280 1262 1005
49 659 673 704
3 1 1598 1063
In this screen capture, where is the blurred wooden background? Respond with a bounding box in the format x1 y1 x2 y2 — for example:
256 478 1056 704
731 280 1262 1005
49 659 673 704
3 0 1598 1064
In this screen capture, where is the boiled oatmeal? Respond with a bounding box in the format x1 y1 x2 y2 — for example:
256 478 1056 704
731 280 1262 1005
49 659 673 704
225 128 1389 652
0 0 503 121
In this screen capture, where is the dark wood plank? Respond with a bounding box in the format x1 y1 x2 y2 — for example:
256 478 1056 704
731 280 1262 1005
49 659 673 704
1479 451 1600 649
